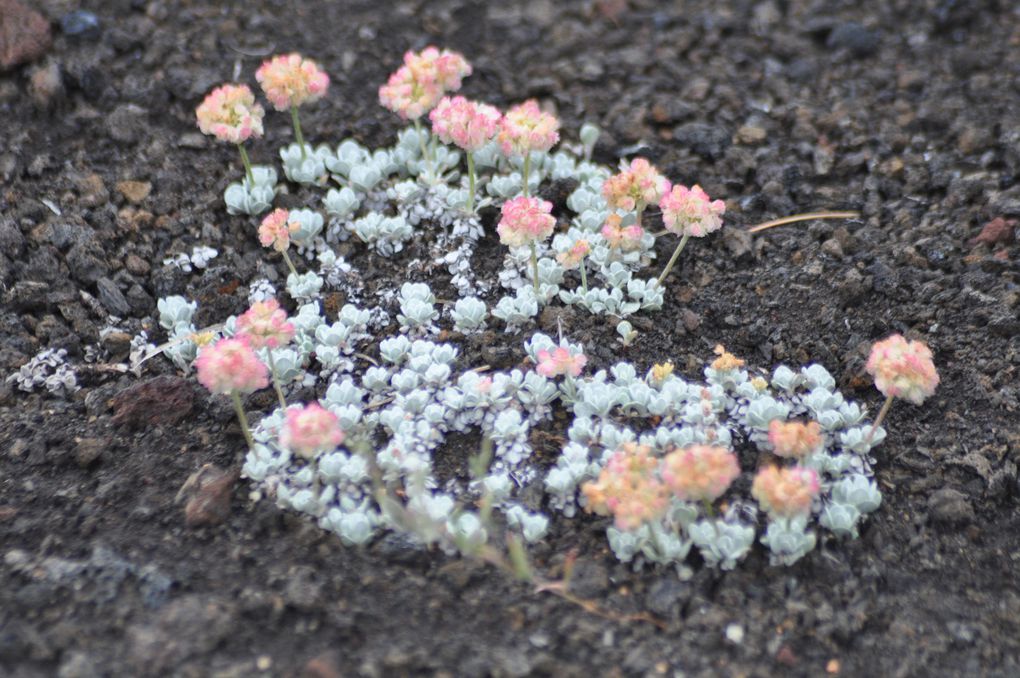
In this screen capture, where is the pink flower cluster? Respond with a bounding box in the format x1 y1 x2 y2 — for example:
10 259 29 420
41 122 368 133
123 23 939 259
496 196 556 248
255 53 330 111
258 209 298 252
582 443 668 530
235 299 295 350
429 96 501 152
600 214 644 251
497 100 560 158
768 420 823 459
281 402 345 459
379 47 471 120
195 337 268 395
601 158 670 212
557 239 590 269
536 346 587 378
195 84 265 144
751 466 820 519
865 334 939 405
661 445 740 503
659 184 725 238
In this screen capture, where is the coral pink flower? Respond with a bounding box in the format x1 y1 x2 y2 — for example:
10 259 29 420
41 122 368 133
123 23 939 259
429 96 502 152
662 445 740 503
496 196 556 248
497 100 560 158
751 466 820 519
194 337 269 395
255 53 330 111
582 443 668 531
659 184 725 238
600 214 644 251
557 239 591 269
404 46 471 92
235 298 295 350
768 420 823 459
195 84 265 144
536 346 587 378
865 334 939 405
601 158 670 212
281 402 345 459
379 47 471 120
258 208 298 252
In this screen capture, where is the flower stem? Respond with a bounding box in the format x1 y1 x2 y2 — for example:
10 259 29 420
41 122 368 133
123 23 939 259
635 203 645 229
530 241 540 294
702 499 716 518
656 232 691 286
265 347 287 411
230 390 256 451
290 105 306 161
522 153 532 197
414 119 434 181
866 393 895 443
467 151 476 213
579 258 588 294
237 144 255 186
281 249 299 276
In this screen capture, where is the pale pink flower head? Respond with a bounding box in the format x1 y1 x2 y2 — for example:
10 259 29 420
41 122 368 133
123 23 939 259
557 239 591 269
379 64 442 120
429 96 502 152
255 53 330 111
194 337 269 395
281 402 345 460
600 214 645 251
659 184 725 238
536 346 587 378
601 158 670 212
497 100 560 157
865 334 939 405
582 443 668 531
379 47 471 121
751 466 820 519
662 445 740 503
235 298 295 350
258 208 299 253
405 46 472 92
768 420 823 459
195 84 265 144
496 196 556 248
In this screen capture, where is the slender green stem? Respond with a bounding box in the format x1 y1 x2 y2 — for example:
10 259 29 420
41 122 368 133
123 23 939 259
635 203 645 229
290 105 306 160
266 347 287 411
281 249 299 276
530 241 540 294
579 258 588 294
656 232 691 286
522 153 532 197
866 393 895 443
702 499 716 518
237 144 255 186
467 152 476 213
414 119 434 181
230 390 256 451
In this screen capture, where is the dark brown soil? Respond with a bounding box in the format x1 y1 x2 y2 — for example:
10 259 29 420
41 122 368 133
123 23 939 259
2 1 1020 676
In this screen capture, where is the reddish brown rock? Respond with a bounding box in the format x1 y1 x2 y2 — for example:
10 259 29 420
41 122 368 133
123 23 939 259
111 374 194 429
183 465 237 528
0 0 52 71
968 217 1017 247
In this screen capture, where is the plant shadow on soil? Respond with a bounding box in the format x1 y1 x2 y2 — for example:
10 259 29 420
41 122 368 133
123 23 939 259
1 0 1019 676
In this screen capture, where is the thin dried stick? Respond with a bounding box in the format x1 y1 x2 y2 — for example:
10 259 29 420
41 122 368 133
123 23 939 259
745 210 860 234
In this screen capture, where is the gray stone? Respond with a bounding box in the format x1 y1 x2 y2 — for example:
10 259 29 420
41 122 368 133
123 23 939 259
96 277 131 316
